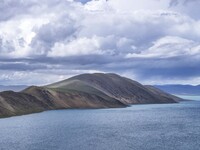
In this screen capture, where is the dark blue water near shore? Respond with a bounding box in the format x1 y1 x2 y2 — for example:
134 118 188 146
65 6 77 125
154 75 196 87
0 101 200 150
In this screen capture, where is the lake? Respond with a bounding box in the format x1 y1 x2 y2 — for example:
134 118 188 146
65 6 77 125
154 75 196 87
0 101 200 150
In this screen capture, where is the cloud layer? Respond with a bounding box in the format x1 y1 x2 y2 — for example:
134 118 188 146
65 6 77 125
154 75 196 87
1 0 200 85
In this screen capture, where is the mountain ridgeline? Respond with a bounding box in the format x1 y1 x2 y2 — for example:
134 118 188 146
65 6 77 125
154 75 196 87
155 85 200 96
0 73 181 118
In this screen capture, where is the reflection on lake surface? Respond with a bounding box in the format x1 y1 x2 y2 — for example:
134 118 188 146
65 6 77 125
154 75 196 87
0 101 200 150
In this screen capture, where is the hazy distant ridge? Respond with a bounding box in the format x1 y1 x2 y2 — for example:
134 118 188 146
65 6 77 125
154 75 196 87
0 85 27 92
155 85 200 96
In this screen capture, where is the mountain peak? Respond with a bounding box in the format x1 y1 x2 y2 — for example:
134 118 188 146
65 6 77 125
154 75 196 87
0 73 180 118
47 73 179 105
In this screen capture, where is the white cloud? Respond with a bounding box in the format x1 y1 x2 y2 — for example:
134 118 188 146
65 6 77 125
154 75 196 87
126 36 199 58
0 69 104 85
48 36 102 57
99 0 170 12
1 0 200 85
1 0 200 59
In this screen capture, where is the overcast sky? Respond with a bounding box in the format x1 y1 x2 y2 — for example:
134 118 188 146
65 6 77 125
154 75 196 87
0 0 200 85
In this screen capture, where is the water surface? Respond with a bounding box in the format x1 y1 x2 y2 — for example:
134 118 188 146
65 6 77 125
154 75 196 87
176 95 200 101
0 101 200 150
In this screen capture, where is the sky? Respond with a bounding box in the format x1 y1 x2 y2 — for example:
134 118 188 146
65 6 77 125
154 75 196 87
0 0 200 85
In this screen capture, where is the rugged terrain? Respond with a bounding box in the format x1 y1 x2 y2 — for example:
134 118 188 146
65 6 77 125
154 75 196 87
0 73 181 118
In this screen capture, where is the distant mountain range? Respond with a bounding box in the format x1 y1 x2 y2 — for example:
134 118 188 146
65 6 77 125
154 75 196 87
155 85 200 96
0 85 27 92
0 73 181 118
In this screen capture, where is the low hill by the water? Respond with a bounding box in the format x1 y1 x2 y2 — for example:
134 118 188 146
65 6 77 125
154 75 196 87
0 73 181 118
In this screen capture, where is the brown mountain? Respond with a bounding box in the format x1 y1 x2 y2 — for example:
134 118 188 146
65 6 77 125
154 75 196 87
0 73 180 118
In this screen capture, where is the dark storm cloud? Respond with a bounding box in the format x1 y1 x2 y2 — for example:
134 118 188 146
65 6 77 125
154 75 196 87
0 62 48 71
125 57 200 78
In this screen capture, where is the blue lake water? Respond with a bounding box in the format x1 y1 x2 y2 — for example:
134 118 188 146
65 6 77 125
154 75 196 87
0 101 200 150
176 95 200 101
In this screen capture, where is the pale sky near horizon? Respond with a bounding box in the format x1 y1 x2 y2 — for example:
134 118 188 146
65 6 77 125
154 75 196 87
1 0 200 85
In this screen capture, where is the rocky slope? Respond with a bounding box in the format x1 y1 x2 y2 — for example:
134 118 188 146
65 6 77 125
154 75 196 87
47 73 179 104
0 73 180 118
